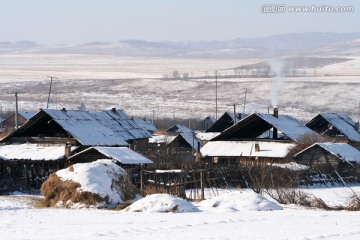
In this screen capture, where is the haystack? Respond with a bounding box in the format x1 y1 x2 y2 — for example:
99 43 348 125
41 159 136 208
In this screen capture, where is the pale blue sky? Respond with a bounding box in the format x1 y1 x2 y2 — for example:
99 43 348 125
0 0 359 44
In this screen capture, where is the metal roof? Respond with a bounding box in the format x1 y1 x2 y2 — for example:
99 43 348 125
15 109 151 146
307 113 360 142
170 132 202 151
167 124 192 133
214 113 320 142
294 142 360 163
93 147 153 164
18 111 35 120
133 118 157 132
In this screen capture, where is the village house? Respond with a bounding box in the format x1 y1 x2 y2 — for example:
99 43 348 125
201 109 321 165
0 111 35 134
67 146 153 168
0 108 156 193
194 115 216 131
205 112 246 132
0 143 77 193
166 124 192 135
167 132 203 161
1 108 155 150
294 142 360 169
306 113 360 149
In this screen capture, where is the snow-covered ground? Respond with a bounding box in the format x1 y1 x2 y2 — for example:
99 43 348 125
0 54 359 122
1 187 360 240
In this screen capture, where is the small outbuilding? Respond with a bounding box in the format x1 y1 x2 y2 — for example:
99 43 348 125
166 124 192 134
67 146 153 168
294 142 360 168
306 113 360 143
194 115 216 131
0 143 77 192
206 112 245 133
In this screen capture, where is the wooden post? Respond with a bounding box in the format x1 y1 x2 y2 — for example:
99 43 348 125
140 170 144 196
200 171 205 200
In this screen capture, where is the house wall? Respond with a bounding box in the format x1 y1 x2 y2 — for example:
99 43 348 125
195 118 215 131
0 160 63 193
1 114 28 131
131 138 149 151
206 156 288 166
295 147 340 168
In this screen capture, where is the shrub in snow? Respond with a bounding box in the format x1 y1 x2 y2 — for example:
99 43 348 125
125 194 200 213
41 159 136 208
198 190 283 212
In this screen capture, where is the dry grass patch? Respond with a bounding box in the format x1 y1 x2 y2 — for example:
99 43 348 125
40 173 107 208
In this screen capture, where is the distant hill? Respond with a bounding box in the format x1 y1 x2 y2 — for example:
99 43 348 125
2 32 360 58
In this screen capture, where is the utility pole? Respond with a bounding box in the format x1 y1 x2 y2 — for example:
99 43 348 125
7 91 25 130
243 88 247 115
356 100 360 132
226 102 242 125
215 71 218 120
46 76 57 109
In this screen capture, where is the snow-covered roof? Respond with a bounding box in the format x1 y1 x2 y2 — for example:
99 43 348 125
0 143 77 161
180 132 202 151
226 112 244 122
94 147 153 164
214 113 320 142
307 113 360 142
170 132 202 151
69 147 153 165
167 124 192 133
200 141 295 158
256 113 317 142
149 135 176 144
42 109 151 146
133 118 157 132
18 111 35 120
294 142 360 163
196 132 221 141
206 116 217 123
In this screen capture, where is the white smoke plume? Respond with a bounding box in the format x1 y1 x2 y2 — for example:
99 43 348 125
269 59 286 108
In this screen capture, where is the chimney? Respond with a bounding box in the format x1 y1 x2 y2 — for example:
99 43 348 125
64 142 71 158
273 107 279 118
111 107 116 112
273 107 278 139
255 142 260 152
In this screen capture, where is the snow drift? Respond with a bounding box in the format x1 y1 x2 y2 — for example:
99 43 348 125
41 159 136 208
198 190 283 212
125 194 200 213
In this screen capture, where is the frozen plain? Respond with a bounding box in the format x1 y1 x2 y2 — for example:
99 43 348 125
0 53 359 122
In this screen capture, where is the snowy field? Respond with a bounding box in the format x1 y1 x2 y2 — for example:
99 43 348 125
1 187 360 240
0 53 359 122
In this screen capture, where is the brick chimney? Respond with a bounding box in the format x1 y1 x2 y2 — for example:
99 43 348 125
255 142 260 152
273 107 279 118
355 122 360 132
273 108 278 139
64 142 72 158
